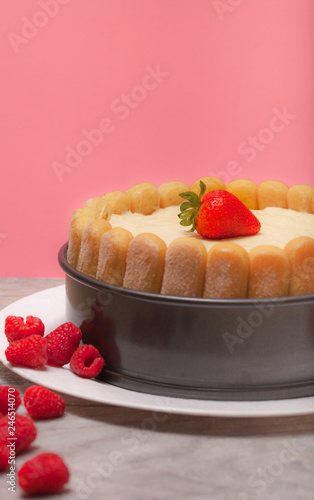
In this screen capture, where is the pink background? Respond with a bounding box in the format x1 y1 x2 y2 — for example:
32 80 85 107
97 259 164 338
1 0 313 277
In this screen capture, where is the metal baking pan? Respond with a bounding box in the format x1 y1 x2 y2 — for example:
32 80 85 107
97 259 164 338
58 243 314 401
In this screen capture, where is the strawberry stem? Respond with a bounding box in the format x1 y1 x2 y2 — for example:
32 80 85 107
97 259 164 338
178 181 206 232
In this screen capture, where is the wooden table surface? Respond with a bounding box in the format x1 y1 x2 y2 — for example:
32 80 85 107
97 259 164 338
0 277 314 500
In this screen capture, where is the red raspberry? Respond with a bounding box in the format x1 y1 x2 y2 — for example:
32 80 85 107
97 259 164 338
5 315 45 344
70 344 105 378
18 452 70 494
24 385 66 419
0 386 21 415
0 444 10 471
46 322 82 366
0 414 37 454
5 335 47 368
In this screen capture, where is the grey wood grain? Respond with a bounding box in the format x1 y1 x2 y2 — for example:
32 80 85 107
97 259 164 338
0 278 313 500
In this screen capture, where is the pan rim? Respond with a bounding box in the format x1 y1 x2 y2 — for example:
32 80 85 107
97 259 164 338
58 243 314 308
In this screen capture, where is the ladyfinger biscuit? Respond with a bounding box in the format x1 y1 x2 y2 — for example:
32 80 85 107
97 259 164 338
123 233 166 293
203 243 249 299
158 181 189 208
248 245 290 298
226 179 258 210
190 176 225 195
67 213 96 268
284 237 314 295
83 197 107 217
70 206 97 223
96 227 133 286
287 185 314 213
257 180 289 209
77 219 112 278
161 237 207 297
100 191 129 219
127 183 160 215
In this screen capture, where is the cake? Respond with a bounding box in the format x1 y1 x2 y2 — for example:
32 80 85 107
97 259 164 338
67 178 314 299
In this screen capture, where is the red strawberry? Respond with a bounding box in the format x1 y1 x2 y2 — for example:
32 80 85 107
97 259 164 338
5 315 45 344
0 414 37 455
70 344 104 378
0 386 21 415
18 452 70 494
24 386 65 419
5 335 47 368
46 322 82 366
178 181 261 239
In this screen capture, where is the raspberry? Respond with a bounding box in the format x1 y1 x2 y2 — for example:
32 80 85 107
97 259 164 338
70 344 105 378
0 386 21 415
5 315 45 344
0 414 37 454
18 452 70 494
5 335 47 368
24 386 66 419
0 444 10 471
46 322 82 366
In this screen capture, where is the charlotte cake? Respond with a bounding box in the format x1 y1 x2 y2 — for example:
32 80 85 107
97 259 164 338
67 178 314 299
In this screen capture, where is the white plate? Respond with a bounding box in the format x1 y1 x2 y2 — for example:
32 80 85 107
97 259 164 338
1 285 314 418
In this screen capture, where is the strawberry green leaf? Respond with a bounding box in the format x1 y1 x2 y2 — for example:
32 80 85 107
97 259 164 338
179 192 199 204
179 201 192 212
178 181 205 233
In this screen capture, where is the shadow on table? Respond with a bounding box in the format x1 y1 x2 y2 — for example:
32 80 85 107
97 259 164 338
2 362 313 439
62 392 314 438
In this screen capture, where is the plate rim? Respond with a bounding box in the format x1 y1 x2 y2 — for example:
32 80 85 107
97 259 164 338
1 284 314 418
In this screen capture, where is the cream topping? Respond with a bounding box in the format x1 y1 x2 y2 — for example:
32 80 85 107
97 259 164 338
109 206 314 251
